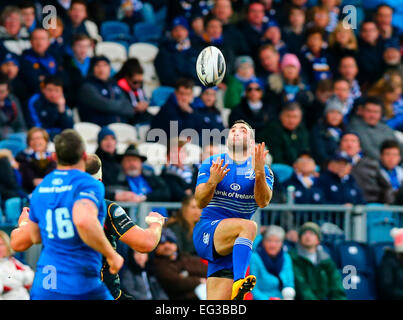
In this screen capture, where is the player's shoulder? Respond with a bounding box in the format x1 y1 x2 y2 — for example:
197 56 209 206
105 200 127 219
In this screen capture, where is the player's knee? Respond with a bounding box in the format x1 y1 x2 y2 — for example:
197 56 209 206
241 220 257 239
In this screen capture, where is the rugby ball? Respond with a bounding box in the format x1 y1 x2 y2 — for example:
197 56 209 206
196 46 226 86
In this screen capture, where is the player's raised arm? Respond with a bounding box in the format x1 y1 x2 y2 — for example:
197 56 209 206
72 198 123 274
195 158 230 209
253 142 273 208
10 207 34 252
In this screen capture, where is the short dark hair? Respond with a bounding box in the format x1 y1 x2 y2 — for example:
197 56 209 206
71 0 87 8
19 0 36 10
54 129 86 166
72 33 92 45
175 78 194 90
333 77 351 88
305 26 325 41
42 75 63 88
85 153 102 175
380 139 400 154
281 101 302 113
231 120 255 139
363 96 384 109
316 78 333 92
30 27 49 40
114 58 143 80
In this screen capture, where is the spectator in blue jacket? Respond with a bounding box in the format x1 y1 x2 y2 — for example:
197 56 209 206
154 16 199 86
150 78 204 142
316 152 365 205
19 28 59 98
194 86 225 132
77 55 135 126
250 226 295 300
379 140 403 192
27 75 74 140
283 152 324 205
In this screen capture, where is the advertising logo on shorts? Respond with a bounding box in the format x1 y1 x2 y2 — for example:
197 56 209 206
230 183 241 191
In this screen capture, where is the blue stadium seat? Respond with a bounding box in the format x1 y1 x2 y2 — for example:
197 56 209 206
4 197 22 225
335 241 373 274
270 163 293 184
101 20 132 42
0 139 26 157
343 271 377 300
370 241 393 267
150 86 175 106
133 22 163 44
366 203 396 244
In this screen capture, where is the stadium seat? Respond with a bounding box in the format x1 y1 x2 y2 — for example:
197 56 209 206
270 163 293 184
366 203 396 244
95 41 127 72
147 106 161 116
343 271 377 300
4 197 23 225
100 20 131 43
150 86 175 107
137 142 167 175
182 143 202 165
128 42 159 63
335 241 373 274
74 122 101 146
370 241 394 267
107 123 137 154
133 22 163 44
0 139 26 157
137 124 151 143
7 132 27 144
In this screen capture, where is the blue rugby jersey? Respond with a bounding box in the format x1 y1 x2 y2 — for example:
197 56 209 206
29 169 107 295
196 153 274 220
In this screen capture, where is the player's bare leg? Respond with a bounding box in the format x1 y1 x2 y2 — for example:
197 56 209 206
206 277 233 300
210 218 257 300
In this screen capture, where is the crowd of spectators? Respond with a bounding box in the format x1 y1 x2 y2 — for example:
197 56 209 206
1 0 403 300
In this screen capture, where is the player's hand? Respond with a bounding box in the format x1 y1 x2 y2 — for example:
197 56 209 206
18 207 30 226
145 211 165 227
252 142 269 175
107 252 124 275
208 158 230 185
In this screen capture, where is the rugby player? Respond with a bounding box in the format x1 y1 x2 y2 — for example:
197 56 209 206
193 120 274 300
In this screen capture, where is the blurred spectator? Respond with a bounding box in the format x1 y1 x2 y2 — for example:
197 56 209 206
328 21 358 70
347 96 399 161
283 152 323 204
250 226 295 300
310 98 345 166
0 75 26 139
256 44 280 82
383 42 403 80
211 0 249 56
304 78 333 129
119 248 169 300
0 52 28 107
0 231 34 300
167 195 201 255
62 0 101 46
300 26 332 89
154 16 199 86
95 126 121 188
316 153 365 205
77 55 134 126
0 6 29 41
16 127 56 194
26 75 74 139
276 0 309 27
119 0 156 29
261 24 288 58
47 17 66 65
201 143 221 162
379 140 403 192
189 13 204 42
152 228 207 300
265 53 313 114
0 152 21 201
161 138 198 202
194 86 225 132
237 1 268 58
338 55 361 102
262 102 310 166
378 228 403 300
331 77 354 123
356 20 385 88
151 78 203 140
229 78 273 142
105 144 170 203
338 132 394 204
19 28 59 97
115 58 153 126
281 5 306 55
289 222 347 300
320 0 340 33
375 4 399 42
18 1 37 34
306 6 330 38
63 33 93 108
224 55 256 109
